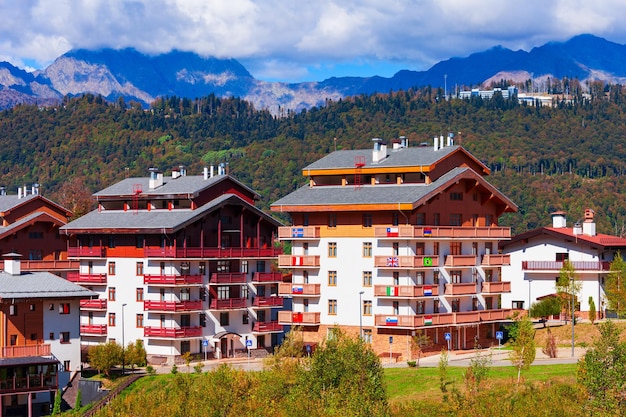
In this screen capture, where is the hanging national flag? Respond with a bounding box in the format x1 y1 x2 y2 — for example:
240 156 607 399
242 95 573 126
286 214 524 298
387 256 399 267
292 312 303 323
291 227 304 238
292 256 303 266
423 257 433 266
292 285 304 294
385 316 398 326
424 315 433 325
386 227 399 237
424 228 432 237
386 286 399 296
424 286 433 296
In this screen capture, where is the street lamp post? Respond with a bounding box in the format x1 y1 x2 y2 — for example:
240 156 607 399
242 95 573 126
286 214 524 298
122 303 127 375
359 291 365 340
571 280 575 358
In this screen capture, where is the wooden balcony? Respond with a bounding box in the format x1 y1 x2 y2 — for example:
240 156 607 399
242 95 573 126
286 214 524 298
481 281 511 294
67 272 107 284
444 255 477 267
522 261 610 271
67 245 106 258
209 298 247 310
252 296 284 308
374 314 423 328
144 246 282 258
144 326 203 338
278 255 320 267
455 309 516 324
144 300 204 312
375 226 511 239
209 272 247 284
80 324 107 336
375 309 516 328
2 344 51 358
0 374 58 393
373 284 438 298
251 272 284 283
0 260 79 271
278 282 321 296
80 299 107 310
374 255 439 268
481 254 511 266
374 226 416 238
143 274 203 285
444 282 477 295
252 321 283 333
278 311 321 325
278 226 320 239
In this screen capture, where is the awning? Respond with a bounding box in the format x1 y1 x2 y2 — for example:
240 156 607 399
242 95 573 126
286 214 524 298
211 331 241 342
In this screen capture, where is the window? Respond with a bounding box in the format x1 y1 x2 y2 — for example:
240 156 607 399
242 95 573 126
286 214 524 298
217 286 230 299
433 213 440 226
108 313 116 326
417 300 425 314
450 214 462 226
485 269 493 282
219 312 229 326
415 242 425 256
136 288 144 301
433 242 439 255
485 297 493 310
200 313 207 327
393 271 399 286
303 242 309 255
241 285 248 299
472 268 478 282
49 303 54 310
328 299 337 315
59 303 70 314
9 335 17 346
363 300 372 316
108 262 116 275
328 271 337 286
472 214 479 226
556 253 569 262
241 260 249 274
136 235 144 248
450 271 462 284
199 262 206 276
450 242 462 255
450 192 463 201
363 242 373 257
181 262 191 275
512 301 524 309
485 242 493 255
9 305 17 316
303 213 309 226
303 298 309 312
28 231 44 239
256 260 266 273
29 304 35 311
181 288 191 301
363 271 372 286
362 213 373 228
472 297 479 311
63 360 71 371
392 242 399 256
472 242 478 255
108 235 116 248
362 329 373 344
328 213 337 228
328 242 337 257
392 212 399 226
49 332 55 340
60 332 70 344
392 301 399 315
416 213 425 225
136 262 144 276
416 272 424 285
108 287 116 301
433 299 440 314
29 250 42 260
433 269 440 285
451 299 460 312
485 214 493 227
303 270 309 284
136 314 144 328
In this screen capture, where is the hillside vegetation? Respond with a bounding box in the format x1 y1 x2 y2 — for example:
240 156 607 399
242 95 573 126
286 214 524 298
3 85 626 233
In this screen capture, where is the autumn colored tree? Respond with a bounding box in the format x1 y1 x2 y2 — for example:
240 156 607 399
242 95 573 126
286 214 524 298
606 252 626 318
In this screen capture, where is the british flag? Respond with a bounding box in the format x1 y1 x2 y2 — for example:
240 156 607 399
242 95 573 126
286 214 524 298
386 256 399 267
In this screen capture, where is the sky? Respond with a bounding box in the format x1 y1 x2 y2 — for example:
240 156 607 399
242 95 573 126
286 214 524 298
2 1 626 83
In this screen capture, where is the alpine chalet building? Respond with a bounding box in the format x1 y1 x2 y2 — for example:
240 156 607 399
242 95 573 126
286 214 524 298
271 136 518 358
60 166 283 364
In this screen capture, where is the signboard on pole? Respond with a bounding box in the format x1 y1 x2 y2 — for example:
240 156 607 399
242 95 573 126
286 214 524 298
496 331 503 349
444 332 451 351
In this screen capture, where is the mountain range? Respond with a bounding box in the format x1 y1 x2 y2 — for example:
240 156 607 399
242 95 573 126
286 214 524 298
2 34 626 113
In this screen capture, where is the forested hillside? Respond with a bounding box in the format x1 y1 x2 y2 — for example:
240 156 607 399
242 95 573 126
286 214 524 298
2 86 626 235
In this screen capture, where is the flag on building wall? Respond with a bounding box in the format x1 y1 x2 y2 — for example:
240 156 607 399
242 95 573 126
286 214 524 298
385 316 398 326
291 228 304 238
423 257 433 266
292 312 303 323
292 285 304 294
292 256 303 266
424 315 433 325
386 227 399 237
424 286 433 296
424 228 432 237
387 257 399 267
386 286 399 296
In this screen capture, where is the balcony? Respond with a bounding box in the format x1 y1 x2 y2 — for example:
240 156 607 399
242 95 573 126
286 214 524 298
455 309 516 324
252 321 283 333
375 226 511 239
373 284 439 298
252 296 284 308
481 281 511 294
374 226 416 238
278 226 320 239
67 272 107 284
144 300 204 312
2 344 51 358
481 254 511 266
144 246 282 258
374 314 423 328
209 298 247 310
278 282 321 296
374 255 439 268
278 311 321 325
67 245 106 258
522 261 610 272
444 282 477 295
144 326 203 338
0 374 58 393
143 274 203 286
209 272 247 284
444 255 477 267
80 299 107 310
80 324 107 336
252 272 284 283
278 255 320 268
374 309 516 328
0 260 80 271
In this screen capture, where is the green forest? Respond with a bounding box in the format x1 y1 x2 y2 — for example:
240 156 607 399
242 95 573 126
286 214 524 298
3 83 626 234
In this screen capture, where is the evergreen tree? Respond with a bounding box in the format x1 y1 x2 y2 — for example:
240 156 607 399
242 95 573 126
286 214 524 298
606 252 626 318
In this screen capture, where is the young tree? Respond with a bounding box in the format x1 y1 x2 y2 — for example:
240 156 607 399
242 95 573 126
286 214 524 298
529 296 562 327
556 259 582 323
508 314 536 383
410 331 432 367
438 348 451 393
588 296 597 324
606 252 626 318
88 341 122 376
126 339 147 372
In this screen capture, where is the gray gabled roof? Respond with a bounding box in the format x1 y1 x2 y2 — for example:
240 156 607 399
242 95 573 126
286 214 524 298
0 271 97 300
0 194 38 212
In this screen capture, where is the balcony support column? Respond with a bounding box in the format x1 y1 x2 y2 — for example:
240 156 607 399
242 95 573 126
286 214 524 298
240 208 244 249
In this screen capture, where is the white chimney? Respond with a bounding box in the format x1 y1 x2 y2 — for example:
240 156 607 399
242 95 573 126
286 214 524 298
32 184 39 195
148 168 163 189
551 211 567 228
583 208 596 236
210 165 214 178
18 187 22 199
439 135 445 149
172 168 181 179
372 138 386 163
3 253 21 276
203 166 209 180
433 136 439 151
573 222 582 235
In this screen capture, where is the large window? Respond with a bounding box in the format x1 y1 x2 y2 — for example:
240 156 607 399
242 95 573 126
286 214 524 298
219 312 229 326
450 242 462 255
328 299 337 315
136 262 144 276
363 300 372 316
108 287 116 301
108 262 116 275
363 271 372 287
108 313 116 326
136 314 144 328
450 192 463 201
450 270 462 284
450 214 463 226
328 242 337 257
362 213 373 228
136 288 144 301
362 242 373 257
328 271 337 286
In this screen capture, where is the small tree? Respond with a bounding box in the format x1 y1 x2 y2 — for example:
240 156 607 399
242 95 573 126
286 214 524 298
438 348 452 393
556 259 582 323
410 331 432 367
464 343 492 394
508 313 536 383
88 341 122 376
606 252 626 318
588 296 597 324
51 388 62 416
542 328 558 358
126 339 147 372
529 296 562 327
182 351 193 373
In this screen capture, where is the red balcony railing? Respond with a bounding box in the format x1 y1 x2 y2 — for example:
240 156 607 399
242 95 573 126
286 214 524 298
144 246 282 258
0 374 58 393
209 298 247 310
481 281 511 293
278 255 320 267
278 226 321 239
209 272 247 284
67 272 107 284
278 283 321 296
144 300 203 312
67 245 106 258
444 283 477 295
481 254 511 266
252 296 284 308
374 255 439 268
80 299 107 310
143 274 203 285
278 311 320 325
80 324 107 335
522 261 610 271
373 284 439 298
252 321 283 332
252 272 284 283
144 326 202 338
0 260 80 271
2 344 51 358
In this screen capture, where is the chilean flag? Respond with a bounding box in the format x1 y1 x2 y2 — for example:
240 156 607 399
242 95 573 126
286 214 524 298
386 227 399 237
387 257 399 267
385 316 398 326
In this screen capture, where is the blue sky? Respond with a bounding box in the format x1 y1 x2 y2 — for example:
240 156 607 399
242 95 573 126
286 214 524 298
2 1 626 83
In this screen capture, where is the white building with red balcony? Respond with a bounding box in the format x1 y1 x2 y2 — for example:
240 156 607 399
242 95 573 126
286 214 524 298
501 209 626 319
60 167 284 364
271 136 518 358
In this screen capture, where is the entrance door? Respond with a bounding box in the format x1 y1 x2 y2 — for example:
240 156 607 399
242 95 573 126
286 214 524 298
221 338 228 358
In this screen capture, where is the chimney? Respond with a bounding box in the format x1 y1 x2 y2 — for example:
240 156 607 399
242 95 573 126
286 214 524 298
172 168 181 179
1 186 7 196
447 132 454 146
372 138 386 163
582 208 596 236
203 166 209 180
3 253 21 276
210 165 214 178
18 187 22 199
573 222 582 235
433 136 439 151
179 165 186 176
32 184 39 195
400 136 407 148
551 211 567 228
148 168 163 189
